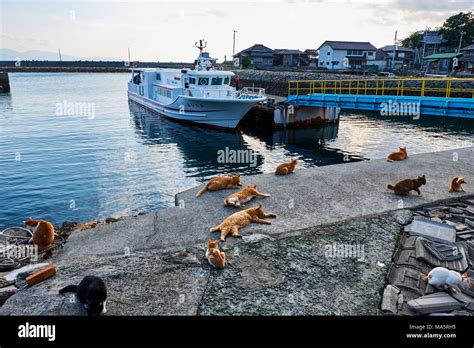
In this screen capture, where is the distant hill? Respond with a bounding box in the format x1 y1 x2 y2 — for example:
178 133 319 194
0 48 119 61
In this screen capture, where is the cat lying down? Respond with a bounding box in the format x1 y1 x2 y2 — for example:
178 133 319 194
224 185 270 208
196 175 242 197
386 147 408 162
210 204 276 242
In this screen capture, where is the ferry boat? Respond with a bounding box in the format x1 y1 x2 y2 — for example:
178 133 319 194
127 40 266 129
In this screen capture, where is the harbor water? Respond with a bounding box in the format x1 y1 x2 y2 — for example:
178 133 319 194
1 73 473 228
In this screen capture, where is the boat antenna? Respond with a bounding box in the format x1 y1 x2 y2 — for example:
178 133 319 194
194 39 207 53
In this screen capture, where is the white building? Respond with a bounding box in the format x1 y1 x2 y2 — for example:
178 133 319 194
317 41 377 70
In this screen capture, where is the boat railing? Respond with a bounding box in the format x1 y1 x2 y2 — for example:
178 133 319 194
238 87 266 98
199 88 237 98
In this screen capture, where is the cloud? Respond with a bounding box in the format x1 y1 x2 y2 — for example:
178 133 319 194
365 0 472 31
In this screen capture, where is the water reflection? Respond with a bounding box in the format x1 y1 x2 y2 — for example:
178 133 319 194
128 103 366 178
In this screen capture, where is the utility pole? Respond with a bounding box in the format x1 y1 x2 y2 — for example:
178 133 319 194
58 48 62 62
233 29 237 57
391 31 397 70
458 31 466 52
128 47 131 63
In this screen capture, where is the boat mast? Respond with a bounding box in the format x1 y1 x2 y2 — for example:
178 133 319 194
194 39 207 54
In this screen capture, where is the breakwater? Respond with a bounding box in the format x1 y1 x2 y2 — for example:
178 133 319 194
1 147 473 315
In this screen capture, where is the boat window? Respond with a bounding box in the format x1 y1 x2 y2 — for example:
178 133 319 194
155 86 172 99
156 73 161 81
198 78 209 86
189 77 196 85
211 77 223 85
224 77 230 85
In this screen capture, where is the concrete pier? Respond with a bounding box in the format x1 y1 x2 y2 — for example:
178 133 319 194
1 147 473 315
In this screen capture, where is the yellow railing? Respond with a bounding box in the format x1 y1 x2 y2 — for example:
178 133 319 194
288 78 474 98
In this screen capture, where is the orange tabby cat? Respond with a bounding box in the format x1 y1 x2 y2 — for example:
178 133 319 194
23 218 55 251
210 204 276 241
449 176 466 192
387 175 426 195
223 185 270 207
386 147 408 162
196 175 242 197
205 239 226 269
275 159 298 175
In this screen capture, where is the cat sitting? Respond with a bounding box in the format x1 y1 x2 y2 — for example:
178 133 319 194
422 267 471 293
59 276 108 316
275 158 298 175
449 176 466 192
205 239 226 269
23 218 55 251
386 147 408 162
210 204 276 242
387 175 426 195
224 185 270 208
196 175 242 197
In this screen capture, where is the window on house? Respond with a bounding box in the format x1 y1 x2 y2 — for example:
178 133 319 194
198 78 209 86
211 77 223 85
327 51 330 55
368 52 373 56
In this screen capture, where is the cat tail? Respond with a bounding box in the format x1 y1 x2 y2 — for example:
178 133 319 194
59 285 78 294
387 184 395 191
209 225 220 232
196 182 209 197
386 158 393 162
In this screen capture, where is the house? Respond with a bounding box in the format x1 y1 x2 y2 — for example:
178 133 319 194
460 43 474 75
422 30 449 57
317 41 377 70
273 49 308 67
376 45 414 70
233 44 274 68
423 52 463 75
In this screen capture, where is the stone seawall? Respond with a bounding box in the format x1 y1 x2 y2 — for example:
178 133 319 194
232 69 362 97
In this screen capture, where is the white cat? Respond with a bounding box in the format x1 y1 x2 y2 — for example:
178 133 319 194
422 267 471 293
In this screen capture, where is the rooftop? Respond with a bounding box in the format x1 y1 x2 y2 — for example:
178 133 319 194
424 52 463 60
318 40 377 51
234 44 274 57
379 45 414 52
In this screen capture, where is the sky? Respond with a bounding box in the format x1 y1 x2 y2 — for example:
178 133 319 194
0 0 473 62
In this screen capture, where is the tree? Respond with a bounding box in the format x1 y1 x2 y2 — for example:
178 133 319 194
439 12 474 49
401 31 424 49
241 56 251 68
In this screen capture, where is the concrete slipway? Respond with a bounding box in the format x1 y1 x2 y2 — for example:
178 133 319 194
1 147 473 315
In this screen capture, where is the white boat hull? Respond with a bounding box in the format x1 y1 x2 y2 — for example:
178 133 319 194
128 91 265 129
